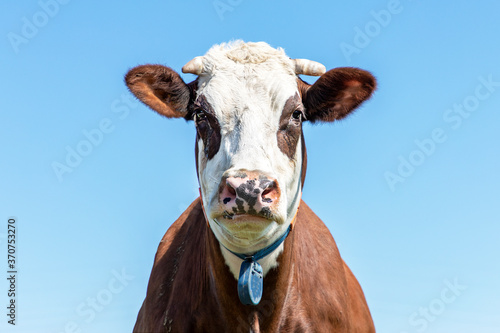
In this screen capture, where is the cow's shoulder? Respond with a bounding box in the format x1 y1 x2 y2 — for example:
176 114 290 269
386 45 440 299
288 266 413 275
283 200 372 331
153 198 205 265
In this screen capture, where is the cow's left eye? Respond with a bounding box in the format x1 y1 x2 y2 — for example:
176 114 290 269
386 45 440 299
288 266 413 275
292 110 303 121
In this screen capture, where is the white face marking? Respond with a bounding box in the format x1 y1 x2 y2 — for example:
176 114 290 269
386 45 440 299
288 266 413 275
195 42 304 278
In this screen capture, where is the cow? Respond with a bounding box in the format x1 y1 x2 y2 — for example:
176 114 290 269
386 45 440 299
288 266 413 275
125 41 376 333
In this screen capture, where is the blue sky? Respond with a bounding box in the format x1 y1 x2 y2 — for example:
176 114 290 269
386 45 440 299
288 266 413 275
1 0 499 332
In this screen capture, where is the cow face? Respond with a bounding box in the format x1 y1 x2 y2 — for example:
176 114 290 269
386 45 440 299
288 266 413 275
190 43 311 257
125 41 376 273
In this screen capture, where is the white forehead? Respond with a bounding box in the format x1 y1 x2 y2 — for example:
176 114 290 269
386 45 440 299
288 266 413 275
201 41 294 75
196 41 299 110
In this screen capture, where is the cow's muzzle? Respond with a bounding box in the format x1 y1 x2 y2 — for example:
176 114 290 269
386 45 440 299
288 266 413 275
218 170 281 220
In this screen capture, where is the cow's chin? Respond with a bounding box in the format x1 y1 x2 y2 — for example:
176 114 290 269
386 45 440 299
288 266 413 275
209 214 285 254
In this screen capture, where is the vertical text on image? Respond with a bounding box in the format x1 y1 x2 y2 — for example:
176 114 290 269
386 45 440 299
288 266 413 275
6 217 18 325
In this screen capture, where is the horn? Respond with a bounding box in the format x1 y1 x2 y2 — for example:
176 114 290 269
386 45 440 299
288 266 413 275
182 56 205 75
293 59 326 76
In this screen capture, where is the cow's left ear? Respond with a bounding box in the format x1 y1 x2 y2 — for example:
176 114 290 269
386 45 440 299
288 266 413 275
300 67 376 123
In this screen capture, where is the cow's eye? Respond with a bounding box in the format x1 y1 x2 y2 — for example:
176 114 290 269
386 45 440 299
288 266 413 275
292 110 303 121
194 108 207 121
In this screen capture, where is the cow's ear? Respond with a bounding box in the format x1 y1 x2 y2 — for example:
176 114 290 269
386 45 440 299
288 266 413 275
125 64 193 119
301 67 376 123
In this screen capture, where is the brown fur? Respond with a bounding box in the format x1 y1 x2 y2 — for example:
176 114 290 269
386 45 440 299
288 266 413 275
133 198 374 332
300 67 376 123
125 65 192 118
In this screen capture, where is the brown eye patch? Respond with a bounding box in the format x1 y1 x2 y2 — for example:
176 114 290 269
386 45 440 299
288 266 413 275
276 94 303 159
194 95 221 160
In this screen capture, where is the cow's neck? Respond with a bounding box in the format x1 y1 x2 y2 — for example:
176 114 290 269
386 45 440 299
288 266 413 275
208 205 297 306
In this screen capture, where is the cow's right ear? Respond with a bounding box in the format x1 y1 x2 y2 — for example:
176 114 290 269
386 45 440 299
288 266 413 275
125 65 193 119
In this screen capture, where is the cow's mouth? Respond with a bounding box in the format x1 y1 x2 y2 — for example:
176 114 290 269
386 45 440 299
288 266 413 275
213 213 274 228
210 212 277 238
220 208 274 221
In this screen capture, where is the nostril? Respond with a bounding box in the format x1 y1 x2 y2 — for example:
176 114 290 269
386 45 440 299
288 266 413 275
261 188 274 203
220 179 237 206
262 187 273 197
261 181 278 204
226 183 236 196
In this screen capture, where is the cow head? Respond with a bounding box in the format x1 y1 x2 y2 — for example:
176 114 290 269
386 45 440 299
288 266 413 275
125 41 376 277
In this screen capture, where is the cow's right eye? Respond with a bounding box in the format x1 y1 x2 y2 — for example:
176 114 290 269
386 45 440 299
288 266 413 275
194 109 207 121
